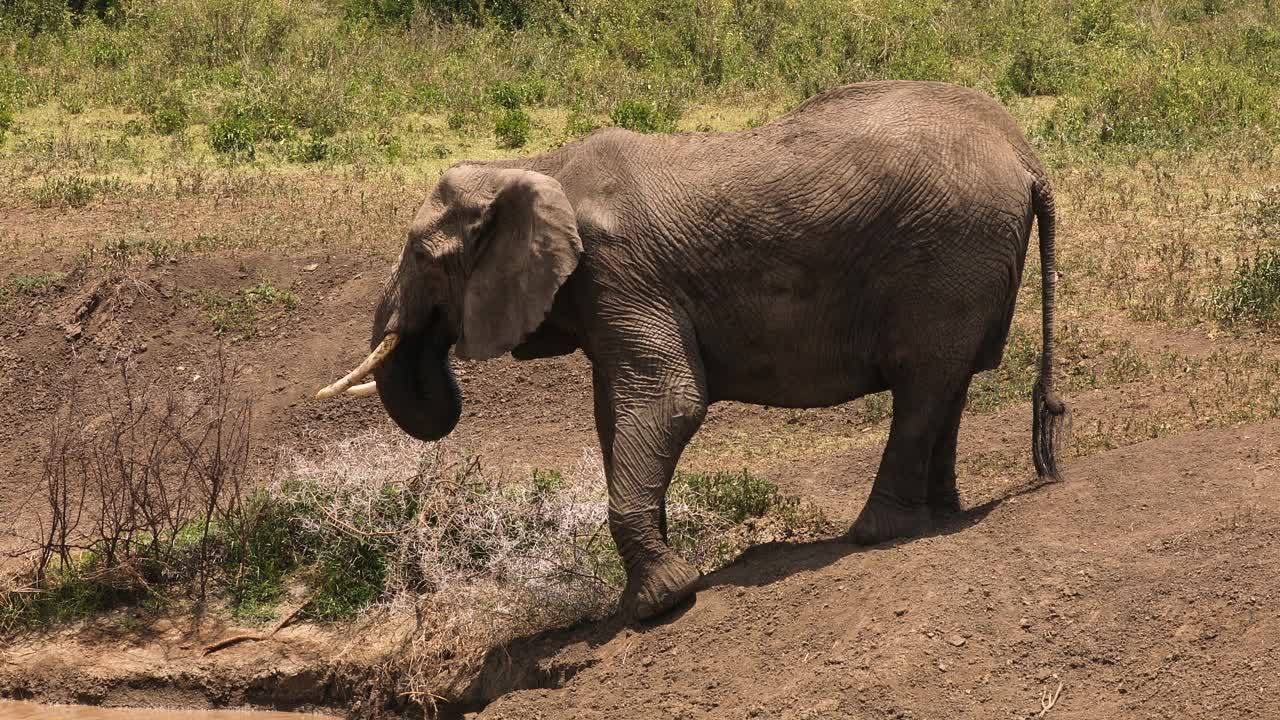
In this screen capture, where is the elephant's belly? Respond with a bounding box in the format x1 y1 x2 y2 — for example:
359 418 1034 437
700 340 886 409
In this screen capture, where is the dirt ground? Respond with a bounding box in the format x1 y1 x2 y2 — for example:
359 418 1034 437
3 164 1279 719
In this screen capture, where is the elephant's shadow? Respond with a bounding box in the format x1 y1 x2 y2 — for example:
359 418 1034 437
447 481 1054 716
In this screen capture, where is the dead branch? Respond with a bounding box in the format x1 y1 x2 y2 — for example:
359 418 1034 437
202 593 314 656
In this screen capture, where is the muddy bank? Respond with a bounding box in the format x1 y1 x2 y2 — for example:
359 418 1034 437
0 701 337 719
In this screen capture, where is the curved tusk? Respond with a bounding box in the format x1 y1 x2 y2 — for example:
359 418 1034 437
346 381 377 397
315 333 400 400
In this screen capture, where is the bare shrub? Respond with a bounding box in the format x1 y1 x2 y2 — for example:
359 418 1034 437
3 350 252 633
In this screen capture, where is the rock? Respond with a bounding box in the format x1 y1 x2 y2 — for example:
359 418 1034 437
63 323 82 341
302 263 319 272
1020 618 1032 629
895 608 909 617
948 635 966 647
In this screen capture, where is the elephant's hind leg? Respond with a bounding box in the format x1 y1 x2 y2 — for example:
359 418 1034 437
849 369 968 545
927 375 973 515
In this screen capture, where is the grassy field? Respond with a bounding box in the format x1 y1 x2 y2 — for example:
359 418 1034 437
3 0 1280 715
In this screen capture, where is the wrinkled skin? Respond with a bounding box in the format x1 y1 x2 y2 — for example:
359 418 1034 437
367 81 1067 620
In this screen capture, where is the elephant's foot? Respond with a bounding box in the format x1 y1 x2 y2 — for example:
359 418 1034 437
928 481 962 515
622 554 701 621
847 495 932 546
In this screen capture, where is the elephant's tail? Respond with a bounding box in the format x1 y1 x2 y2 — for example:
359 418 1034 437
1032 178 1068 481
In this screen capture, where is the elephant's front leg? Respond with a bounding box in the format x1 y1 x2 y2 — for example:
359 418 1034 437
597 355 707 620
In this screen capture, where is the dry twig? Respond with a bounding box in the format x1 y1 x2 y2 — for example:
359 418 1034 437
1036 682 1064 718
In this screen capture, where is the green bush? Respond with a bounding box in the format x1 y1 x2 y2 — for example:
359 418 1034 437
149 90 190 135
0 104 13 145
1038 51 1276 147
998 37 1075 98
207 100 296 158
344 0 418 27
0 0 69 35
344 0 531 29
1213 249 1280 328
154 0 301 69
489 81 524 110
494 108 531 148
610 99 679 134
208 112 258 157
288 134 331 163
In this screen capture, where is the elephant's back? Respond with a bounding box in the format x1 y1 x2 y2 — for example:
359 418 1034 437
770 81 1040 168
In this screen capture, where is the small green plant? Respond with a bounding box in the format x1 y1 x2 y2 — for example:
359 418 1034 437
446 111 467 130
673 469 777 524
494 108 531 148
531 468 564 495
2 554 135 633
58 92 86 115
860 391 892 424
306 537 386 621
610 99 679 134
201 281 299 339
31 175 122 208
5 271 61 297
1212 249 1280 328
208 111 259 157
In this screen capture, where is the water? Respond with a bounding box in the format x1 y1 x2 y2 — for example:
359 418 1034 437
0 702 339 719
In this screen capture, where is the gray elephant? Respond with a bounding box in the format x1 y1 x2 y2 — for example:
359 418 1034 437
318 80 1067 620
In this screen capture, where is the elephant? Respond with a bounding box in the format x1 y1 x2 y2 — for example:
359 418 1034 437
317 80 1068 621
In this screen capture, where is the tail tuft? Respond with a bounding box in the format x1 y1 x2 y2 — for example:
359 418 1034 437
1032 378 1068 481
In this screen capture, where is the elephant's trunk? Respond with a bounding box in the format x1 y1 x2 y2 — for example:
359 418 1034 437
372 310 462 442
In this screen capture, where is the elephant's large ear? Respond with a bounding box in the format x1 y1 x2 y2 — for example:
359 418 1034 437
455 169 582 360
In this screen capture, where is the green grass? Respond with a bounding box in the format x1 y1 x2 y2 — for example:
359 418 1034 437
673 469 778 525
30 174 122 208
200 281 299 340
1 0 1275 172
1 554 139 632
4 271 61 297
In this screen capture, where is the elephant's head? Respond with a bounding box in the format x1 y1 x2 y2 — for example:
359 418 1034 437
315 164 582 441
